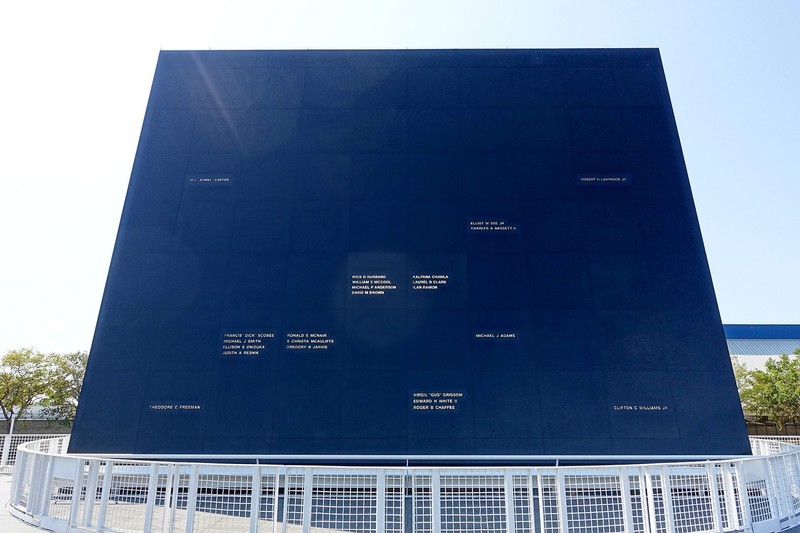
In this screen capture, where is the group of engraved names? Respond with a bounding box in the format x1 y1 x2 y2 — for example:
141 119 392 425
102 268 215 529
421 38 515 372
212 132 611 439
221 331 336 356
411 391 464 412
174 176 643 416
350 273 451 295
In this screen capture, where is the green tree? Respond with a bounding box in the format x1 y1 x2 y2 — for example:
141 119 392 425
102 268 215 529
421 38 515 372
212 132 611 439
0 348 51 433
41 350 89 426
738 349 800 430
0 348 89 432
732 356 753 396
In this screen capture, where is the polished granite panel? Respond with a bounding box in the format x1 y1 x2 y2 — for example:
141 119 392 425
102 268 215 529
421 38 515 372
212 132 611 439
70 49 749 459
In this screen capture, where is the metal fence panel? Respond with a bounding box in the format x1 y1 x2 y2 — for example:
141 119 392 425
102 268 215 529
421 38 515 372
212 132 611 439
8 436 800 533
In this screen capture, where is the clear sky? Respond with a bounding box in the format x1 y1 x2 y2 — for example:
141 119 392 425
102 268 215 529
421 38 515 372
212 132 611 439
1 0 798 353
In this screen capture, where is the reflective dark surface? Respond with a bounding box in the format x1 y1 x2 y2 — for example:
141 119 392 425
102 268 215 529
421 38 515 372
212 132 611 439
69 49 750 457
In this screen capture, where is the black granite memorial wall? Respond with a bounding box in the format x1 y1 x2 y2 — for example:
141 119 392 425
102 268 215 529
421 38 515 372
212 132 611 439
69 49 751 458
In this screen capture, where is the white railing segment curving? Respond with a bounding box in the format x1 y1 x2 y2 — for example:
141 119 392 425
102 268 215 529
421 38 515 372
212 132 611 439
0 433 70 472
7 437 800 533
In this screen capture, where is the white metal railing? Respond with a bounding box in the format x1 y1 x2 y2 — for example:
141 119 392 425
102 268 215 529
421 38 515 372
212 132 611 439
7 437 800 533
0 433 69 472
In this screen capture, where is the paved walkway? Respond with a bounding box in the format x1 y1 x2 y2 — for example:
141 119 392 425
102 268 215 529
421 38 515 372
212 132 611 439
0 474 43 532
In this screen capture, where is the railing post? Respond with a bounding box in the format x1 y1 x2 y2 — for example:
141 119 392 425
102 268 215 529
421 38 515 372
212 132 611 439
2 415 18 469
734 462 753 530
26 453 44 515
37 454 56 517
163 462 177 533
276 467 285 533
143 462 159 533
721 462 742 531
23 453 38 511
775 455 792 519
82 460 100 527
431 470 442 533
536 474 549 533
527 471 538 533
504 471 516 533
765 457 780 523
639 468 653 533
68 459 84 528
0 433 10 469
7 445 24 505
376 469 386 533
706 462 723 531
660 466 675 533
96 461 113 532
249 465 260 533
792 452 800 513
185 464 199 533
302 469 313 533
556 471 569 533
619 469 634 532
